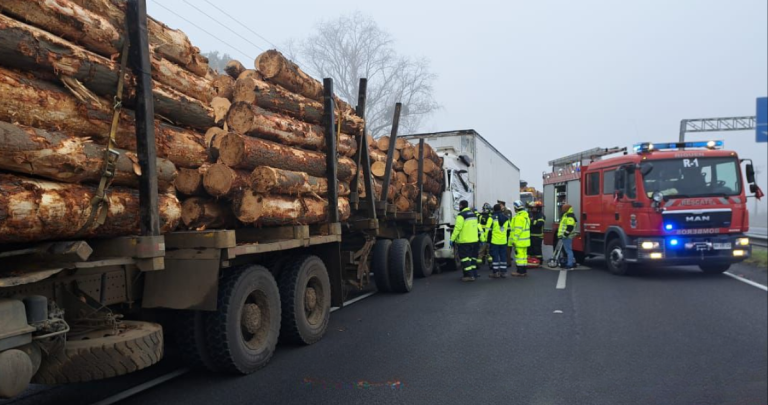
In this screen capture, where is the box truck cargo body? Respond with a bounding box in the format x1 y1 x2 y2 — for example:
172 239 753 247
402 130 520 264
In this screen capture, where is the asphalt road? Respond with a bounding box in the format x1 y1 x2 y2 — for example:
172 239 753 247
4 261 766 405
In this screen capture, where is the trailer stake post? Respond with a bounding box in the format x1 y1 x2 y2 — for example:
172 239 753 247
354 79 377 219
323 78 339 224
126 0 159 236
381 103 402 205
417 139 425 216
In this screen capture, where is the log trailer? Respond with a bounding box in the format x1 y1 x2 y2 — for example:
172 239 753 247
0 4 440 399
542 140 762 275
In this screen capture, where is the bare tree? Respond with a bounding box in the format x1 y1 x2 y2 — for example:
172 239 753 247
295 12 439 137
202 51 234 73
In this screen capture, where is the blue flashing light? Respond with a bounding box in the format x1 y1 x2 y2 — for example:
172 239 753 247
665 224 674 231
670 239 679 246
634 140 724 153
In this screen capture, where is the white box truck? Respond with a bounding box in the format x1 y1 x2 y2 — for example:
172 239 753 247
402 130 520 265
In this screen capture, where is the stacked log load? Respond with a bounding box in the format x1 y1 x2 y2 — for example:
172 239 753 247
367 135 443 215
0 1 442 243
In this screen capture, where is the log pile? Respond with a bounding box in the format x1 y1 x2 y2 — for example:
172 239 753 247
0 3 442 243
365 136 443 215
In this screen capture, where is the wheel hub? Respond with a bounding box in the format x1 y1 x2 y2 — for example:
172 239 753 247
242 303 262 334
305 287 318 311
610 248 624 267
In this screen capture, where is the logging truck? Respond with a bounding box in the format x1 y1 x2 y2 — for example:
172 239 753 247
0 1 444 398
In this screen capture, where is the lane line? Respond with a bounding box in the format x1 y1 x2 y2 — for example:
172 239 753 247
556 270 567 289
90 368 188 405
724 272 768 292
330 291 377 312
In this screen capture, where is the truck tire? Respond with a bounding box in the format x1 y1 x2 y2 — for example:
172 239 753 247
174 311 218 372
33 321 163 384
389 239 414 293
699 263 730 274
278 256 331 345
411 234 434 278
606 239 632 276
373 239 392 292
204 265 281 374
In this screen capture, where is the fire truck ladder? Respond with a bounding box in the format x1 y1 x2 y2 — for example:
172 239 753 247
547 146 627 169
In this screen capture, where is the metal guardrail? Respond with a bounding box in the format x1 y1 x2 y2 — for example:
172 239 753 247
746 233 768 248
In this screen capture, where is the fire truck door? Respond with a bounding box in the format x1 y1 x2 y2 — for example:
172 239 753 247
582 171 602 233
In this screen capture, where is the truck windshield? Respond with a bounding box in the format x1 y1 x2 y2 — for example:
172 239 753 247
641 157 741 198
520 192 534 205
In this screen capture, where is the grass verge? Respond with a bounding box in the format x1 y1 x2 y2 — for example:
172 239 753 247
746 248 767 269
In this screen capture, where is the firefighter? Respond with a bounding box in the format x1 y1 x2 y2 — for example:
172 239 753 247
558 204 577 270
487 204 509 278
529 201 545 265
477 203 493 268
509 200 531 277
497 200 514 268
450 200 480 282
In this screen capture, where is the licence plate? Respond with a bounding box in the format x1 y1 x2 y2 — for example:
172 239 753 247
713 243 732 250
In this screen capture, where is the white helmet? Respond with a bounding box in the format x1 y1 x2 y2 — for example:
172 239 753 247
513 200 525 210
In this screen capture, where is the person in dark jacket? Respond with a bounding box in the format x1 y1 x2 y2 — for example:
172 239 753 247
529 201 546 264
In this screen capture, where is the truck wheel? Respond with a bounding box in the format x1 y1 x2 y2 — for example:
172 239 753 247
33 321 163 384
389 239 414 293
204 265 281 374
0 349 34 398
373 239 392 292
699 264 730 274
174 311 217 372
412 234 434 278
279 256 331 345
606 239 631 276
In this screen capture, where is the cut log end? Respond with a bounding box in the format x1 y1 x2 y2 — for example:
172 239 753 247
371 161 387 178
218 133 245 168
211 97 231 126
175 167 204 196
254 50 284 79
224 60 246 79
225 102 255 135
213 74 235 101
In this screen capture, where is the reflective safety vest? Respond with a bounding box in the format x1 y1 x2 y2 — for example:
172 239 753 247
558 207 576 239
488 212 509 245
509 210 531 247
452 208 479 244
478 211 491 242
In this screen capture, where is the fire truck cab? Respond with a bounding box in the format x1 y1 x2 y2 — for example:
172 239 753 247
543 141 761 275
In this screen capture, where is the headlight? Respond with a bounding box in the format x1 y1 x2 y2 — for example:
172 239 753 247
650 252 663 259
736 238 749 246
652 191 664 203
733 250 746 257
641 241 660 250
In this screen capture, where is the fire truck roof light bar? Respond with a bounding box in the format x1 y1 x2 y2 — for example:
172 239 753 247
633 140 723 153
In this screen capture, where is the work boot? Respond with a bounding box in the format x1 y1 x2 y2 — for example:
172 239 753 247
511 272 522 277
499 272 507 278
462 276 474 282
518 266 528 277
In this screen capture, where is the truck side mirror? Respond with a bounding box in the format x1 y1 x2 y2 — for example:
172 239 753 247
750 184 758 194
639 162 653 176
746 163 756 184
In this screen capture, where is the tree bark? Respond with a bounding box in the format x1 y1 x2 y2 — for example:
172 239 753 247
0 14 215 130
254 49 356 116
232 76 364 135
202 163 250 199
226 102 357 157
0 174 181 243
233 192 350 225
64 0 209 76
174 164 210 196
250 166 350 196
0 121 176 189
225 60 246 79
0 67 207 169
218 133 357 181
181 197 236 230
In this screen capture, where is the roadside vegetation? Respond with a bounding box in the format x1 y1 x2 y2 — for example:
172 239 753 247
746 248 767 269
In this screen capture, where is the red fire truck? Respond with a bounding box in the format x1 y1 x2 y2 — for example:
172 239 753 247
542 140 762 275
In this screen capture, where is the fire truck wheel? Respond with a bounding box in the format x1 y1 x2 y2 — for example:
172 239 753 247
388 239 414 293
606 239 632 276
699 263 730 274
278 255 331 345
204 265 281 374
373 239 393 292
412 234 435 278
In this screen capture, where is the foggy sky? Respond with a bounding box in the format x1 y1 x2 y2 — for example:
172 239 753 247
149 0 768 218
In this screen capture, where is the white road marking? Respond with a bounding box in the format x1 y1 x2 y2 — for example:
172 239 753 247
330 291 377 312
556 270 567 289
90 368 189 405
553 310 563 314
724 272 768 292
